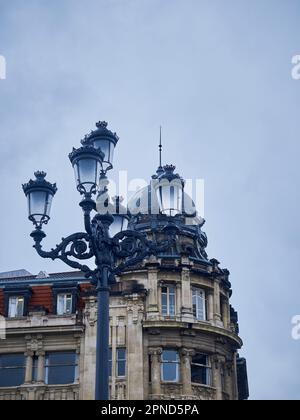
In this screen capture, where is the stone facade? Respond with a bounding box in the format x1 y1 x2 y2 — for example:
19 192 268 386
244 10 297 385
0 193 248 400
0 252 246 400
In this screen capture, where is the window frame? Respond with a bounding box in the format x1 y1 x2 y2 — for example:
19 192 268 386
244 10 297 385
161 284 176 317
4 286 32 318
0 353 26 387
52 283 78 316
56 293 73 315
192 287 206 321
161 349 180 383
8 296 25 318
44 351 78 385
191 354 212 386
116 348 126 378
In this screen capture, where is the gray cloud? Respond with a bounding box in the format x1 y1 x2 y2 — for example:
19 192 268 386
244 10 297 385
0 0 300 399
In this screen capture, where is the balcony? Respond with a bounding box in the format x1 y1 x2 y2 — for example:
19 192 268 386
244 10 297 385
149 383 217 400
109 379 127 400
0 383 79 400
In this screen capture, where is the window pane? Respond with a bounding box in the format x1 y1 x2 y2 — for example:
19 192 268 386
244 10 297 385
117 348 126 361
47 366 75 385
0 354 25 387
192 354 208 366
161 350 179 382
162 350 178 363
162 290 168 316
32 356 38 382
117 348 126 377
57 294 73 315
109 349 112 377
45 352 77 385
8 297 24 318
191 365 209 385
0 368 25 387
192 288 206 321
0 354 25 368
66 295 72 314
162 363 179 382
117 361 126 377
57 295 65 315
8 297 17 317
46 352 76 366
169 288 175 316
16 297 24 317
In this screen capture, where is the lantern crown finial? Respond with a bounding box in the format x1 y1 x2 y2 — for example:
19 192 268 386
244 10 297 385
34 171 47 180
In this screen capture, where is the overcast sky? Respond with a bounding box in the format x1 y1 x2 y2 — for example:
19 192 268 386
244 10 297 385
0 0 300 400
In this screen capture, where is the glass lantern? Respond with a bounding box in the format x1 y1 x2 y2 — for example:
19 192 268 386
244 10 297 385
22 171 57 228
81 121 119 173
155 165 184 217
69 145 104 196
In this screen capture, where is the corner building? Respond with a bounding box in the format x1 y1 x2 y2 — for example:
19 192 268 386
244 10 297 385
0 173 249 400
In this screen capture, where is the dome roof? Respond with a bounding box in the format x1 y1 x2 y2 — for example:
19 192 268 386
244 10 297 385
128 181 204 225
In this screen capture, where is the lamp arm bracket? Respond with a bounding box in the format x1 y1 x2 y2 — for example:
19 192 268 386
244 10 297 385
111 229 175 275
31 230 95 277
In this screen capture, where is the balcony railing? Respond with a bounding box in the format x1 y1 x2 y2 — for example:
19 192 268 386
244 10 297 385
149 383 217 400
0 383 79 400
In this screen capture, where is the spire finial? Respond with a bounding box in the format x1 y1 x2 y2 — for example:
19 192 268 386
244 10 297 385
159 125 162 168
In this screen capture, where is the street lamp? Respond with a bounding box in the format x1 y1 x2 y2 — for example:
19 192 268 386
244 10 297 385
155 164 185 217
22 171 57 228
69 145 104 196
22 121 173 401
82 121 119 173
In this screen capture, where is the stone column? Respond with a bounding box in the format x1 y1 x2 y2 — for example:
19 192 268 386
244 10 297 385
149 347 162 397
180 348 194 397
181 266 193 323
24 351 34 383
212 355 223 400
224 361 234 400
207 291 214 323
127 296 145 400
81 296 97 400
176 282 181 318
158 281 163 317
232 352 239 400
37 351 45 383
221 299 229 329
147 267 160 320
213 280 222 327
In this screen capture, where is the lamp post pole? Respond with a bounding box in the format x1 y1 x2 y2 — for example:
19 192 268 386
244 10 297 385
96 265 110 400
22 121 175 400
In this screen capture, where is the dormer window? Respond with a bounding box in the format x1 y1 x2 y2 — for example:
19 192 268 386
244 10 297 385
4 286 32 318
52 283 78 316
57 293 73 315
8 296 24 318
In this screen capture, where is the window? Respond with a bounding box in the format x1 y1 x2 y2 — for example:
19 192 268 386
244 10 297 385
4 286 32 318
0 354 26 387
57 293 73 315
161 286 176 317
45 352 78 385
52 284 78 316
192 288 206 321
191 354 211 386
32 355 39 382
8 296 24 318
161 350 180 382
116 348 126 377
109 348 112 377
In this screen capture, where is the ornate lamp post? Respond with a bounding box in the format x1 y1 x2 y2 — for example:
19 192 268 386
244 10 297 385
22 121 173 401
